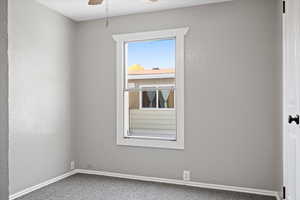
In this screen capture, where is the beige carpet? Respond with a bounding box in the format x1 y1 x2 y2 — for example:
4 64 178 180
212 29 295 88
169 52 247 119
16 174 276 200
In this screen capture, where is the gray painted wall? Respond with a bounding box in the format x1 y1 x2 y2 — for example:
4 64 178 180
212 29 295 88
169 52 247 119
9 0 76 194
74 0 282 190
7 0 282 194
0 0 9 199
275 0 283 194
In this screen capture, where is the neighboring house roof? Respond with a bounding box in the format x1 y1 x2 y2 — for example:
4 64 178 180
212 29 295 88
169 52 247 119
128 69 175 75
128 64 144 71
128 64 175 80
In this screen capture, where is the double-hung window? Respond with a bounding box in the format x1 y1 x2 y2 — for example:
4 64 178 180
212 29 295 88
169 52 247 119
113 28 188 149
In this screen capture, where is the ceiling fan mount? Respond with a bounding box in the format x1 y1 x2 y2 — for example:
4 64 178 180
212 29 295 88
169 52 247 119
88 0 104 5
88 0 158 27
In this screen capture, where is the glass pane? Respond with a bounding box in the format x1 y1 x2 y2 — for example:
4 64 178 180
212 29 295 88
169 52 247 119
125 38 176 140
142 89 156 108
158 89 175 109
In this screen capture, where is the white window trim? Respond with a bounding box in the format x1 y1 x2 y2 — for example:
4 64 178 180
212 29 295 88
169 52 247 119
139 84 176 111
113 27 189 150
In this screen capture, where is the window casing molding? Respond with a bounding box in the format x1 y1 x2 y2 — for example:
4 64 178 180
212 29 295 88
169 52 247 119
113 27 189 149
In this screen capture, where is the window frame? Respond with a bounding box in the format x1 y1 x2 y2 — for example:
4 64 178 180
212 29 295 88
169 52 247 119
139 84 176 111
113 27 188 149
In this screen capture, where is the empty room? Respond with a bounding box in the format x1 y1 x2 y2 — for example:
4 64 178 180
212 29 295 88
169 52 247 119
0 0 299 200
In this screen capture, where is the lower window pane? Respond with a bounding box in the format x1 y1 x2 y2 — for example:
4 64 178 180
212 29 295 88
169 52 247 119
128 90 176 140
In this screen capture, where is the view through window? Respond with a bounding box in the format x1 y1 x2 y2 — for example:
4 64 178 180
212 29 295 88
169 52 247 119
125 38 176 140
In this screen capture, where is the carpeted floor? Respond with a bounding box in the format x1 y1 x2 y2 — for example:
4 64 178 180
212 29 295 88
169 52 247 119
16 174 276 200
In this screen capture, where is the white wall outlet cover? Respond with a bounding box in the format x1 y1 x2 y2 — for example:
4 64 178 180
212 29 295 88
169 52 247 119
183 170 190 181
70 161 75 170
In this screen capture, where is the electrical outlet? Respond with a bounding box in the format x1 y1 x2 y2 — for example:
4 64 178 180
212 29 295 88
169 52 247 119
70 161 75 170
183 170 190 181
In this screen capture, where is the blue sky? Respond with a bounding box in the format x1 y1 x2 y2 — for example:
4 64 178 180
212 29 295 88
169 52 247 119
126 39 175 70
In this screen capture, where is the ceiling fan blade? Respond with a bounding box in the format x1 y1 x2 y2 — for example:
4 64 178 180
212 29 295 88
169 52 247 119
88 0 103 5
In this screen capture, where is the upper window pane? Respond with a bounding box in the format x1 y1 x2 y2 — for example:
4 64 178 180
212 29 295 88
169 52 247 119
126 39 176 73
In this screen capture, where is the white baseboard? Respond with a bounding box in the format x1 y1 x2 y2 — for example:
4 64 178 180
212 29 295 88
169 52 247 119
75 169 279 198
9 170 76 200
10 169 280 200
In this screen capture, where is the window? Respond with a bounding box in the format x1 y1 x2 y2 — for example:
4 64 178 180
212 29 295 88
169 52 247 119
140 85 175 110
113 28 188 149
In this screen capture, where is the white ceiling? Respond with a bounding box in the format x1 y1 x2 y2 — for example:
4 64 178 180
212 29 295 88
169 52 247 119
36 0 231 21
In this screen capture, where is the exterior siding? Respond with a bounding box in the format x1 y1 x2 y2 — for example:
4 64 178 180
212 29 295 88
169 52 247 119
130 110 176 131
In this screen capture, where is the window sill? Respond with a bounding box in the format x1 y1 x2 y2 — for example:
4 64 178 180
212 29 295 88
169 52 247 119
126 131 176 141
117 134 184 150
